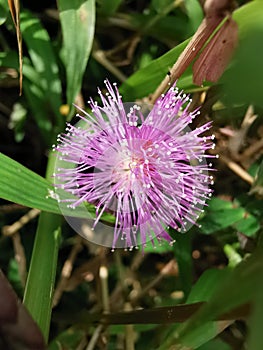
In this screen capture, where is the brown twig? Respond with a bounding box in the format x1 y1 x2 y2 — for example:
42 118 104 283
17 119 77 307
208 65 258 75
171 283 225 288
129 259 177 306
52 236 83 307
2 209 41 288
219 155 254 185
85 324 104 350
240 139 263 165
124 302 135 350
75 301 250 326
0 204 26 214
99 265 110 314
92 41 127 83
2 209 40 236
12 232 27 287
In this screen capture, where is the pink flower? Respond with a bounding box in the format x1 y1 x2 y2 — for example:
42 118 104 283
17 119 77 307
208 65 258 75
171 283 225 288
54 81 215 250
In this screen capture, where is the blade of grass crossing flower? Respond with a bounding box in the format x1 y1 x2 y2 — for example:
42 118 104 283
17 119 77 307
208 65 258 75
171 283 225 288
23 152 62 341
57 0 95 118
0 152 107 220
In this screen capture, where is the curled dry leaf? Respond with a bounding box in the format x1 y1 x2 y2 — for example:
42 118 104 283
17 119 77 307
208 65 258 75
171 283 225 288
0 270 18 324
7 0 23 95
204 0 237 17
193 17 238 85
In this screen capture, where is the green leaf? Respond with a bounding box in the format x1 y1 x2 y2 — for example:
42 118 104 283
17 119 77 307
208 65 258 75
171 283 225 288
173 231 193 299
187 269 230 304
0 152 58 212
58 0 95 111
197 338 231 350
20 10 63 125
174 243 263 348
199 207 245 234
0 51 54 144
234 214 260 237
247 261 263 350
0 0 9 25
143 238 174 253
250 159 263 197
98 0 122 16
199 197 260 236
159 269 230 350
48 328 86 350
222 1 263 107
23 153 61 341
0 152 114 223
120 39 192 100
184 0 203 34
23 215 61 340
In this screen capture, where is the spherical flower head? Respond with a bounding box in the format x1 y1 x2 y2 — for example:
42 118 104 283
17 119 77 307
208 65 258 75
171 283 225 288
53 80 215 250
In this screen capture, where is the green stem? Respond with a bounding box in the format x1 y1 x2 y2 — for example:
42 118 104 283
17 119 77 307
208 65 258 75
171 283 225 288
23 152 61 341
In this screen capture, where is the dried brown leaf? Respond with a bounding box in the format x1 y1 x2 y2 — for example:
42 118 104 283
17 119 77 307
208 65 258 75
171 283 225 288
8 0 23 95
193 17 238 85
0 270 46 349
0 270 17 324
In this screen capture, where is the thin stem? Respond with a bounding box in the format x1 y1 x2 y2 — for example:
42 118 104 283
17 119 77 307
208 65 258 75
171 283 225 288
86 325 104 350
53 236 83 307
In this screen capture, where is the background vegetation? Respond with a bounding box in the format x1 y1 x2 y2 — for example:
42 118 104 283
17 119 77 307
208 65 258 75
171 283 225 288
0 0 263 349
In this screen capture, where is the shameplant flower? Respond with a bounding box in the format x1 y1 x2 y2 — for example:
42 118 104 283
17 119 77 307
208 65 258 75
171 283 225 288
53 80 215 250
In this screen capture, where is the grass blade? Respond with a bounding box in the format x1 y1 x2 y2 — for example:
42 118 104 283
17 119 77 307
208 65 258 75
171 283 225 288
58 0 95 114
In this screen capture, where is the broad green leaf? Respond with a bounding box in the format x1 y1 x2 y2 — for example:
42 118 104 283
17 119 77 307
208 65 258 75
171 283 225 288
234 214 260 237
20 10 63 131
144 237 174 253
120 39 192 100
0 0 9 25
206 197 233 211
247 262 263 350
187 269 230 304
98 0 122 16
184 0 203 34
199 207 245 234
199 197 260 235
197 339 231 350
0 51 56 144
250 159 263 197
58 0 95 112
173 231 193 299
222 1 263 107
174 243 263 348
159 269 230 350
